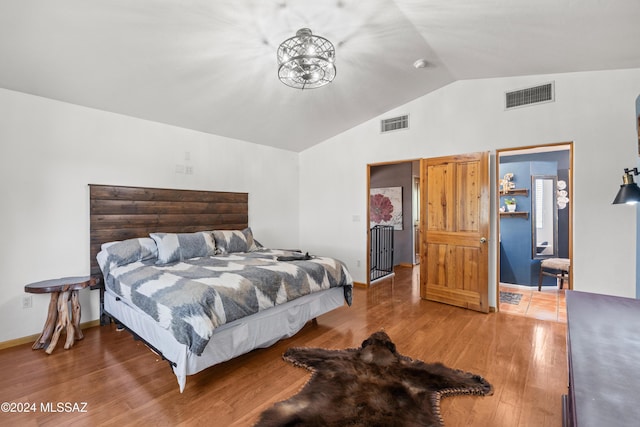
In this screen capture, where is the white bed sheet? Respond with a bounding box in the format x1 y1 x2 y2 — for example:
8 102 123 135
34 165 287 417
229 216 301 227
104 286 345 392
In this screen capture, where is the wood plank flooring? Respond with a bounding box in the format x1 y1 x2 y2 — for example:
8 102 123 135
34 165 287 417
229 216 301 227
0 267 567 426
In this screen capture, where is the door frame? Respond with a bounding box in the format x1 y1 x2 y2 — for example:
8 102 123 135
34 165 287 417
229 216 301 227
495 142 574 311
367 159 421 286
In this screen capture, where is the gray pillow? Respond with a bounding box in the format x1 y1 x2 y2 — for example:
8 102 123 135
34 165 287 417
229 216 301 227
212 227 260 254
96 237 158 281
150 231 216 264
99 237 158 267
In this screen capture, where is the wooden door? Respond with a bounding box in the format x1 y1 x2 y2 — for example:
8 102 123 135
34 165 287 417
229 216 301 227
420 152 490 313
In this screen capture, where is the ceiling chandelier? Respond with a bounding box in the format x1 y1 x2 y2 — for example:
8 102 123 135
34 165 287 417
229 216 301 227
277 28 336 90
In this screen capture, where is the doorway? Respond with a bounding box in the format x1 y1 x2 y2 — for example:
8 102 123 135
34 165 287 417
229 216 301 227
496 142 573 316
367 160 420 285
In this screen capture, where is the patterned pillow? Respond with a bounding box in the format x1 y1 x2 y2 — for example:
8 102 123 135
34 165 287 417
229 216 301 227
150 231 216 264
99 237 158 267
212 227 260 254
96 237 158 281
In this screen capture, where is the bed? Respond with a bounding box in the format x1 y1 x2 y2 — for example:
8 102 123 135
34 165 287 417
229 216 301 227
89 184 353 392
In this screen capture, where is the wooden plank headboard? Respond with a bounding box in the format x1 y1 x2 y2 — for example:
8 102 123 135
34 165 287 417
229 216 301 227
89 184 248 276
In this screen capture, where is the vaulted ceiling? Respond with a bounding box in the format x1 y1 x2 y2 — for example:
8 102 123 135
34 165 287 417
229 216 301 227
1 0 639 152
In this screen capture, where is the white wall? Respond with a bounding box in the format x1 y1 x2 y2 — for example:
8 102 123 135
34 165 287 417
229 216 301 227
0 88 300 342
3 68 639 343
300 69 640 305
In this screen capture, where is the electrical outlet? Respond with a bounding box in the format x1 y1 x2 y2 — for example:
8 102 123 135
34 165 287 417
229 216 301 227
22 295 32 309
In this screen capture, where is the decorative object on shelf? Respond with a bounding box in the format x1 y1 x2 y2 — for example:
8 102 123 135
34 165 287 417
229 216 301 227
613 167 640 204
277 28 336 90
500 172 515 194
504 197 517 212
557 180 569 209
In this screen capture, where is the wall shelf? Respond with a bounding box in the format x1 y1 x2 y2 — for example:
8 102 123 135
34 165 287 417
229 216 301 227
500 189 529 196
500 211 529 219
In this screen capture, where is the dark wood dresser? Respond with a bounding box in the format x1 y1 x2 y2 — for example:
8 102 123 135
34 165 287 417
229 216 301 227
565 290 640 426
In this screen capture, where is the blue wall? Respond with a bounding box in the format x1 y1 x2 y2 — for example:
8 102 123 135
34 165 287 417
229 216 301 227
500 150 570 286
499 162 532 285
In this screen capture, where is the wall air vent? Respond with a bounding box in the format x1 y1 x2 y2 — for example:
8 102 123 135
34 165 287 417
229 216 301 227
505 82 554 110
381 115 409 133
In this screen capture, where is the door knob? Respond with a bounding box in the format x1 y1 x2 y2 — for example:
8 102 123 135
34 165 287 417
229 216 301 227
480 237 487 244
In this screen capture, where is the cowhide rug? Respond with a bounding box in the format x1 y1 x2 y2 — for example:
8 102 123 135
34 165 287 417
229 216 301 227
255 331 493 427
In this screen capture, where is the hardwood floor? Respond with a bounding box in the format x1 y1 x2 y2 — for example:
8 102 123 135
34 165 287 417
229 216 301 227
0 267 567 426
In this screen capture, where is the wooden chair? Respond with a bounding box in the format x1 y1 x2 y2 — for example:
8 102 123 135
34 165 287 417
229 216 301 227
538 258 570 291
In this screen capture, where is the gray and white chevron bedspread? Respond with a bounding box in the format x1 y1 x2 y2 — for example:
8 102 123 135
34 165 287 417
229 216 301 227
102 249 353 355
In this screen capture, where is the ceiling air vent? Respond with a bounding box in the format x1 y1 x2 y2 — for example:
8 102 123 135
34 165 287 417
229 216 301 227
505 82 554 110
381 115 409 133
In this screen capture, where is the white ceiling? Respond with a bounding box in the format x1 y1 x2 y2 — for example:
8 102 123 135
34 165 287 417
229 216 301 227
1 0 639 152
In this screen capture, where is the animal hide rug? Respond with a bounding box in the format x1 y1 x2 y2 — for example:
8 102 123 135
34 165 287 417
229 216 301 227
255 331 493 427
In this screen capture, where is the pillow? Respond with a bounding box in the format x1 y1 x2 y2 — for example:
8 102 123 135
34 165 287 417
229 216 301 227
150 231 216 264
212 227 260 254
98 237 157 267
96 237 158 281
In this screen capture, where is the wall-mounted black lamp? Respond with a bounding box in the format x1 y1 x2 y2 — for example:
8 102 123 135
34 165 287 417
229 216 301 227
613 167 640 204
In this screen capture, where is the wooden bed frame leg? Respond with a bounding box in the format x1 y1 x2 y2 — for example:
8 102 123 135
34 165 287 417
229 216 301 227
32 292 59 350
99 285 112 326
312 318 318 326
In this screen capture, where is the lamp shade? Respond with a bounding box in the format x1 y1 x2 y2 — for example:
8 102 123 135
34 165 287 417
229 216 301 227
613 168 640 204
613 183 640 204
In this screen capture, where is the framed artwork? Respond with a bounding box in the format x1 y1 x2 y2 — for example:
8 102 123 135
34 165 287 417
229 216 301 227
370 186 403 230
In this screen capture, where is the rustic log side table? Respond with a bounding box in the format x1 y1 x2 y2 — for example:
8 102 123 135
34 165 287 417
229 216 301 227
24 276 95 354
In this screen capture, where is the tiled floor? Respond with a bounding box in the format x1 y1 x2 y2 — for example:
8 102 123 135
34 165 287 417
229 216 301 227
499 283 566 323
